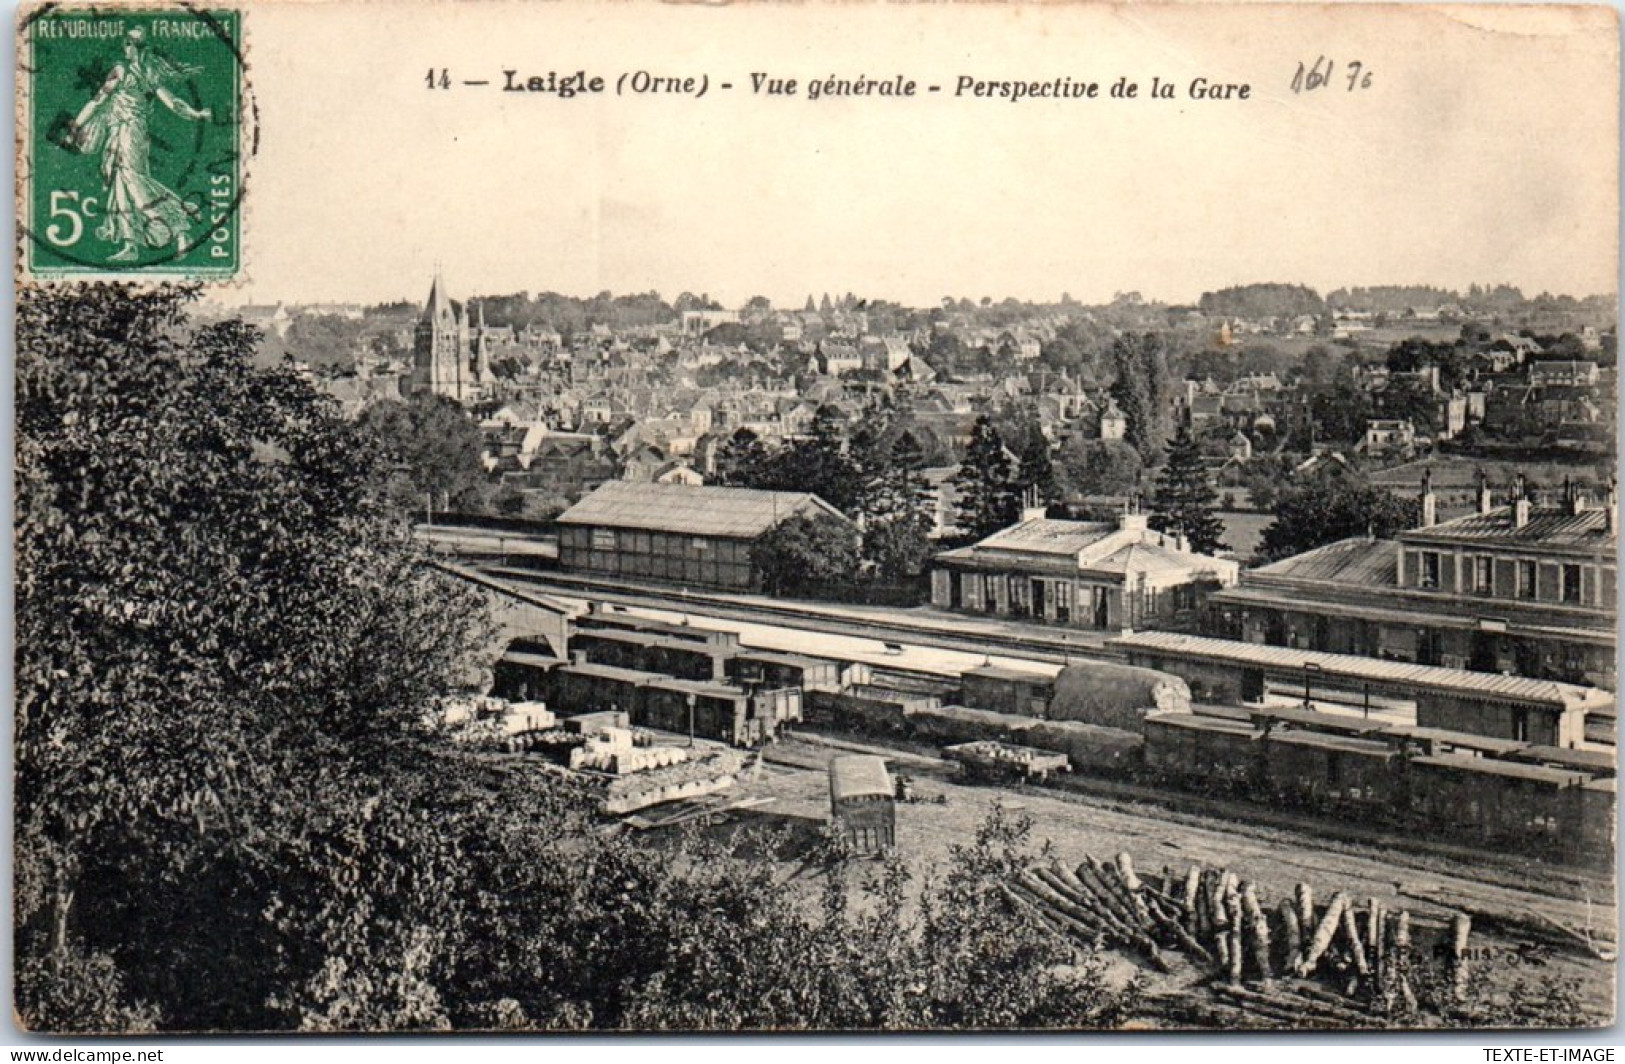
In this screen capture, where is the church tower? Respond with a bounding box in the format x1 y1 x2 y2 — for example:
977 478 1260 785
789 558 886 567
412 269 473 401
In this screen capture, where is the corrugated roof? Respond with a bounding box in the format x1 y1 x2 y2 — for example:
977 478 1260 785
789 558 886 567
966 664 1055 683
830 755 893 801
1506 745 1617 773
1251 706 1383 735
1378 726 1527 755
641 676 746 699
1090 541 1219 577
1112 632 1612 710
558 662 662 684
557 481 845 538
1405 504 1615 550
1249 537 1397 587
1144 711 1258 736
955 518 1117 556
1266 730 1394 756
736 649 836 668
1411 753 1592 786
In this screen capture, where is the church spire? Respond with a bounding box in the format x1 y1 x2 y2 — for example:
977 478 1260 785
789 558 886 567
426 264 452 321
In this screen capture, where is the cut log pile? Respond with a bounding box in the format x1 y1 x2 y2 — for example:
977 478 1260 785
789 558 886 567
1006 852 1478 1026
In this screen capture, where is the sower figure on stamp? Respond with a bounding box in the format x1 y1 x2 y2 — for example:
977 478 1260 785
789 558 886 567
69 28 212 262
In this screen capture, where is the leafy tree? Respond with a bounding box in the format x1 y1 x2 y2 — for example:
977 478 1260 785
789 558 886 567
15 284 492 1031
1376 376 1441 436
1198 283 1326 320
1299 344 1345 391
1108 333 1173 462
754 405 862 513
1258 471 1421 561
860 435 935 582
1150 424 1227 554
1054 437 1143 500
283 313 366 374
715 427 770 487
1001 411 1056 505
1307 371 1375 446
752 513 862 594
916 331 969 379
357 394 490 515
954 416 1020 542
14 286 1154 1036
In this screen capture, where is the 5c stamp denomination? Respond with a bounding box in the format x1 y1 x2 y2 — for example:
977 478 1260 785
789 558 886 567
20 4 245 279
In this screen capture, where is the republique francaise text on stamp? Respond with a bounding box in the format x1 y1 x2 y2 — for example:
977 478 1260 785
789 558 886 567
19 4 244 279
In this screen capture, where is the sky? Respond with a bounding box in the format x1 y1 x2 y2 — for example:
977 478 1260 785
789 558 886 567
208 1 1616 308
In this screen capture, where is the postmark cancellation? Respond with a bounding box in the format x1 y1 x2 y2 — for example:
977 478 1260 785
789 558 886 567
17 3 246 281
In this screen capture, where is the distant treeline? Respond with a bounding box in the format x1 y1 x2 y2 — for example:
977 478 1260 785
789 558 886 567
344 282 1617 340
1199 282 1616 322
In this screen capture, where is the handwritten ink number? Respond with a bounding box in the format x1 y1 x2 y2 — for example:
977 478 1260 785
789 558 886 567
426 68 450 90
1291 56 1373 94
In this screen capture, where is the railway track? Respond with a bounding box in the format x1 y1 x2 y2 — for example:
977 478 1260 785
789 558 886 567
475 563 1125 669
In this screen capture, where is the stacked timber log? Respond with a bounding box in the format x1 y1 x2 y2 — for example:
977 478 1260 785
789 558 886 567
1006 851 1477 1025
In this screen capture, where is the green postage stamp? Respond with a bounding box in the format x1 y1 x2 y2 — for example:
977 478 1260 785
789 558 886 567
19 5 245 279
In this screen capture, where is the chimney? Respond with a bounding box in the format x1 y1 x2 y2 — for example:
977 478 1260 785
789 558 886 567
1512 474 1531 529
1562 475 1589 516
1419 467 1437 528
1477 471 1493 515
1020 483 1048 523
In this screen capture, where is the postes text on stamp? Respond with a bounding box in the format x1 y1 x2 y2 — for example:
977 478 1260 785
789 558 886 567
21 5 243 279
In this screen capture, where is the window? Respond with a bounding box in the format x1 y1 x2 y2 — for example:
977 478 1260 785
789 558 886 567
591 529 616 551
1473 556 1494 595
1518 561 1538 599
1561 564 1582 604
1420 552 1441 590
1512 708 1530 743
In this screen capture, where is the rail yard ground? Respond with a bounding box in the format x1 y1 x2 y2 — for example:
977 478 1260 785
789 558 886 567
677 733 1617 1027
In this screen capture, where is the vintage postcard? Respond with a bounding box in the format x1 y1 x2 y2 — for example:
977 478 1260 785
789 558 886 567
11 0 1619 1038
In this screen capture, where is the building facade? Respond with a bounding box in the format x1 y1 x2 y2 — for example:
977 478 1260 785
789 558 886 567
556 480 851 591
1207 479 1618 689
410 271 494 403
931 509 1241 631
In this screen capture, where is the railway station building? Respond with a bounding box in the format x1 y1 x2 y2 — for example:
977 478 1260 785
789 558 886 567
1206 479 1618 689
929 509 1241 631
556 481 851 592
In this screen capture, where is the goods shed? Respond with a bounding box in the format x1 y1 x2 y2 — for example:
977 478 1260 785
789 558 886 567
557 481 851 591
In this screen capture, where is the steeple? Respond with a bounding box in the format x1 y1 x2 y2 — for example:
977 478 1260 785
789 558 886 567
427 265 452 321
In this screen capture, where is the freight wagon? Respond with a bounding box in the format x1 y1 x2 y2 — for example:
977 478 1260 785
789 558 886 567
1142 712 1260 791
804 685 938 736
1260 729 1399 815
